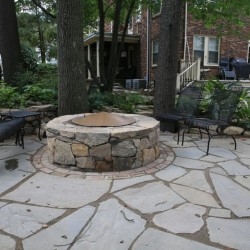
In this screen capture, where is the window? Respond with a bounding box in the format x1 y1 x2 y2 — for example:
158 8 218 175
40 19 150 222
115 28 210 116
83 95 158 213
193 36 220 66
152 40 159 66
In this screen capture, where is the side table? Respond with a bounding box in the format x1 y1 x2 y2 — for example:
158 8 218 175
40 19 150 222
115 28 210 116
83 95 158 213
0 110 42 140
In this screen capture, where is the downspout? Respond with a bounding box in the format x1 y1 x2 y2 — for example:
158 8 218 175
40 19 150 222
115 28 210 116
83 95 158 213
146 8 151 89
183 2 188 61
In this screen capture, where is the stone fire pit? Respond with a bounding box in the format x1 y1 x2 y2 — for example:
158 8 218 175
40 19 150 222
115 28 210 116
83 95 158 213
46 113 160 172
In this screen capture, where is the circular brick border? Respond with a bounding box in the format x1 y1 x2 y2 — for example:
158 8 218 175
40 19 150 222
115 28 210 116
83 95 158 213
32 142 175 180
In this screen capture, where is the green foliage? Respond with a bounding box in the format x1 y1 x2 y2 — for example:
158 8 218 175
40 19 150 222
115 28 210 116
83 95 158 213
235 90 250 129
188 0 250 36
21 44 38 71
22 64 58 105
0 83 25 108
199 80 250 130
88 91 148 113
0 63 58 108
23 83 57 106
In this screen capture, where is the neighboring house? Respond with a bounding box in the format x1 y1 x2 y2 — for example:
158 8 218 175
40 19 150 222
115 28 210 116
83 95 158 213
84 3 250 87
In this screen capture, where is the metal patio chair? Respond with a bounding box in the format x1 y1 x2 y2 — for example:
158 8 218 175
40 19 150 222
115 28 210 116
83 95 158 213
156 82 203 133
219 58 236 80
180 83 243 154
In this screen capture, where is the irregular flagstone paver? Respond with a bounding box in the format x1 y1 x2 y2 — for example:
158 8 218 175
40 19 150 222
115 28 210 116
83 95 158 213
240 157 250 165
0 138 44 159
2 172 111 208
208 208 231 218
0 202 6 208
22 205 95 250
173 170 213 193
172 147 206 159
209 167 227 176
153 203 206 234
0 155 35 194
0 203 65 238
115 182 185 213
207 217 250 250
155 165 187 182
235 141 250 157
218 160 250 175
111 175 155 192
170 184 220 208
210 173 250 217
201 155 228 163
201 147 236 159
173 157 214 170
71 199 146 250
234 176 250 189
132 228 220 250
0 234 16 250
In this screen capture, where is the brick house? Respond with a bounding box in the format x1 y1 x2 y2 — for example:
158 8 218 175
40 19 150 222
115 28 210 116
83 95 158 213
84 4 250 86
137 4 250 83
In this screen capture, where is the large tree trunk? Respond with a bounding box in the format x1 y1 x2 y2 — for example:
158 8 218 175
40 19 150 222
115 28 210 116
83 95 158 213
57 0 89 115
0 0 23 85
153 0 184 117
97 0 105 85
105 0 123 91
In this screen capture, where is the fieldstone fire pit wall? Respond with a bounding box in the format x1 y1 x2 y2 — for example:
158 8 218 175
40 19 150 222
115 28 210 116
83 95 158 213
46 113 160 172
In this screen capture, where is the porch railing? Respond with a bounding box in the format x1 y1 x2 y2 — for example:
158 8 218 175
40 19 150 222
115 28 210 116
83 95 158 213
176 58 201 91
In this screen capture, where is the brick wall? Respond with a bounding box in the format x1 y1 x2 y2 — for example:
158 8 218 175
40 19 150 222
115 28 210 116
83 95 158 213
137 9 250 81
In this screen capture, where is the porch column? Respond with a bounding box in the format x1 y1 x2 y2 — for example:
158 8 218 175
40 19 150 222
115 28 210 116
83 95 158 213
96 40 100 77
87 45 91 79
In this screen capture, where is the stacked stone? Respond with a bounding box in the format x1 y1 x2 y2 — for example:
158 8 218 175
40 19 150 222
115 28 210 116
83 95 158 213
46 114 160 172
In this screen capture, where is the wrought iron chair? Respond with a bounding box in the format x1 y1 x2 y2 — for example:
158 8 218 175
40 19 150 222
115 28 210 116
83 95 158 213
219 58 236 80
180 83 243 154
0 118 25 148
156 83 203 133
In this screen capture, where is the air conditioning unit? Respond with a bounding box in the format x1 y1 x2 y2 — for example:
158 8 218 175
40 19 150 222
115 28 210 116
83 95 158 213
125 79 133 89
132 79 146 90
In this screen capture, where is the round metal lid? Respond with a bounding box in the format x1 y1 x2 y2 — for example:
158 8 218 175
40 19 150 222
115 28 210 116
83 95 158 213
71 112 136 127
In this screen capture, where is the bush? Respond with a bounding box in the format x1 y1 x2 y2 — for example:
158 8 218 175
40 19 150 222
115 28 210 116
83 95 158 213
200 80 250 130
0 82 25 108
88 91 148 113
21 44 38 71
23 83 57 106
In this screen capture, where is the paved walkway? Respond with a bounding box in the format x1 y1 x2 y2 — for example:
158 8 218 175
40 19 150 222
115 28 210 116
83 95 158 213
0 133 250 250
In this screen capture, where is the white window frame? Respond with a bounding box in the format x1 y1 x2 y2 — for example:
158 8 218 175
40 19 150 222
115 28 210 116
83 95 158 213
152 39 159 66
193 35 220 66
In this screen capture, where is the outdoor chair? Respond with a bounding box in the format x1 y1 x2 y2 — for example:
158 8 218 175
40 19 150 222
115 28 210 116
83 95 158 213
179 83 243 154
156 83 203 133
0 118 25 148
219 58 236 80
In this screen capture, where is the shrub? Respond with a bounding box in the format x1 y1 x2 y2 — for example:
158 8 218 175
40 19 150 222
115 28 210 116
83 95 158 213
200 80 250 130
0 82 25 108
21 44 38 71
88 91 148 113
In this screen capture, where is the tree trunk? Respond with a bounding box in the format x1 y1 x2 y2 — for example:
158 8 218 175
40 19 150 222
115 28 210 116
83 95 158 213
153 0 184 117
57 0 89 115
97 0 105 85
105 0 123 91
0 0 23 85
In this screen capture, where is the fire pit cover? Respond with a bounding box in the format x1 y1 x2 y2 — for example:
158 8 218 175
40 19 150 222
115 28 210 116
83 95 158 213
71 112 136 127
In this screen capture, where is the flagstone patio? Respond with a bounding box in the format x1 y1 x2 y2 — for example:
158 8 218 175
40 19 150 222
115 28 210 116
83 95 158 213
0 132 250 250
